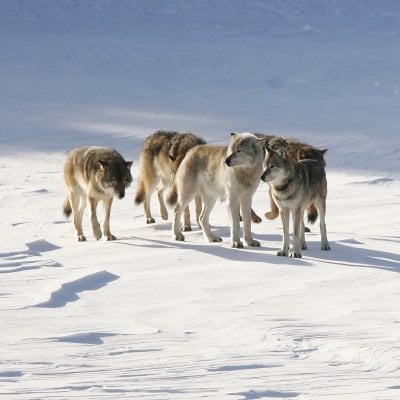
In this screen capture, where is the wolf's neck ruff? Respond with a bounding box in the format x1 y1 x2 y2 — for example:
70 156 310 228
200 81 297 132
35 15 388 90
274 178 292 192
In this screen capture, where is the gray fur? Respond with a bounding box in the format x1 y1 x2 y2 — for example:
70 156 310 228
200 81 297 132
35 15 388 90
261 146 330 258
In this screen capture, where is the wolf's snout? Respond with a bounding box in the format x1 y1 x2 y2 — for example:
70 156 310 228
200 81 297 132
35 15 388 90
260 171 267 182
117 187 125 199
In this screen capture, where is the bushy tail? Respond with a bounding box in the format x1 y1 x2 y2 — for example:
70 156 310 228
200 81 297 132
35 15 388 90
63 196 72 218
307 203 318 224
166 184 178 207
134 180 146 205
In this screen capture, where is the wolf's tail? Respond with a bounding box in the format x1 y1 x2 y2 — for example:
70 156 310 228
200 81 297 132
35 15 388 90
134 180 146 205
307 203 318 224
166 184 178 207
63 196 72 218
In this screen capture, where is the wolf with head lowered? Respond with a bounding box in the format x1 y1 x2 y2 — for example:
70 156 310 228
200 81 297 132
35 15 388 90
63 146 132 241
261 145 330 258
135 130 205 230
167 132 266 248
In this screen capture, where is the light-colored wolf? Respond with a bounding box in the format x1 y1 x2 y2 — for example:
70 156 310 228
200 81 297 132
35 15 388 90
254 134 327 224
261 146 330 258
63 146 133 241
134 130 205 230
167 132 266 248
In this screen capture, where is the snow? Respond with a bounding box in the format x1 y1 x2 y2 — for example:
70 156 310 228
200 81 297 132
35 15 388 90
1 1 400 399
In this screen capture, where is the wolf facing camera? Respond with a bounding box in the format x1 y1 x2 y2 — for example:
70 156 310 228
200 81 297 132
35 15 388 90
63 146 133 241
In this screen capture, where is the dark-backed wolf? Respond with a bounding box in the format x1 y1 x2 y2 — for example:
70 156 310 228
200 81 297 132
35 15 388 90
254 134 327 223
63 146 133 241
167 132 266 248
261 146 330 258
134 130 205 230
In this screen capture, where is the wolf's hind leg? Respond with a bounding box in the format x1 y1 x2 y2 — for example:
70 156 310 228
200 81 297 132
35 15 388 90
183 206 192 231
173 203 185 241
200 196 221 243
157 183 168 220
315 197 330 251
103 197 116 240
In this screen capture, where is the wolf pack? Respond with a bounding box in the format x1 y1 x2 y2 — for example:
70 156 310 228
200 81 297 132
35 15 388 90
63 131 330 258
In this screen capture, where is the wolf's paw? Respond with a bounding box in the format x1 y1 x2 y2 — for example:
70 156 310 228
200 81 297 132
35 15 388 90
276 250 288 256
301 243 307 250
183 225 192 232
146 217 155 224
265 210 279 220
247 239 260 247
232 241 243 248
94 232 102 241
160 212 168 220
290 251 302 258
105 234 117 241
304 226 311 233
78 235 87 242
211 237 223 243
321 243 331 251
175 233 185 241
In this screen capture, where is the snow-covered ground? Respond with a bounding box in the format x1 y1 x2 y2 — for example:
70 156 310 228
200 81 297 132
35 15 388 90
1 1 400 399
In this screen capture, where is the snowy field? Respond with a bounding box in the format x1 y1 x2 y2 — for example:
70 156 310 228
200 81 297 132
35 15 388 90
1 1 400 399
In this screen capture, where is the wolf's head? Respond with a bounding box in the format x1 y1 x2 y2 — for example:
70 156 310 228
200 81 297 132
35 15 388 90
98 158 133 199
261 146 294 184
224 132 266 167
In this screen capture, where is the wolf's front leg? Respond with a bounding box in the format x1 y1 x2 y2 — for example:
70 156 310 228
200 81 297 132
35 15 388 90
103 197 116 240
277 208 290 256
241 197 260 247
228 196 242 248
290 207 302 258
70 192 86 241
88 197 102 240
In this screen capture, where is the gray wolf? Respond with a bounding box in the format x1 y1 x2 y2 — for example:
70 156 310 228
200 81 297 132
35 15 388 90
167 132 266 248
261 146 330 257
134 130 205 230
255 134 327 223
63 146 133 241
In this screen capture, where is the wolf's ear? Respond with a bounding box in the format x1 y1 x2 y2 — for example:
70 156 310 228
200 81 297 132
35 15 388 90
276 147 288 159
125 161 133 170
320 148 328 155
230 132 238 137
257 136 268 148
98 160 108 170
297 148 306 160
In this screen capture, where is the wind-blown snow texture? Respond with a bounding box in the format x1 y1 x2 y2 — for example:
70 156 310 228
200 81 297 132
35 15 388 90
1 1 399 399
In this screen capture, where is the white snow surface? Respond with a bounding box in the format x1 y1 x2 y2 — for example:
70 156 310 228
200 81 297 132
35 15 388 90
1 1 400 399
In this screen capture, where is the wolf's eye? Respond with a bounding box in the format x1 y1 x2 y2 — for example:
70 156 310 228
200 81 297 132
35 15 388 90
236 149 242 153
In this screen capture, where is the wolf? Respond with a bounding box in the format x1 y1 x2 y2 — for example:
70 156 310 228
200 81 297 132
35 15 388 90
254 134 328 223
63 146 133 241
134 130 205 230
261 146 330 258
167 132 266 248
